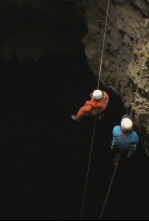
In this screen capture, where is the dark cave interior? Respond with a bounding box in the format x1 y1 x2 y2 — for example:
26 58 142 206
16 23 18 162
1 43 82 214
0 0 149 220
0 52 149 220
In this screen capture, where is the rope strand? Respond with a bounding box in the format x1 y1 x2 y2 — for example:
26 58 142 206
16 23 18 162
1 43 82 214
80 0 110 219
97 0 110 89
99 152 121 220
80 116 97 220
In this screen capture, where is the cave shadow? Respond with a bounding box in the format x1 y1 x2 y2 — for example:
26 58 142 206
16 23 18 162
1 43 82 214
0 52 149 220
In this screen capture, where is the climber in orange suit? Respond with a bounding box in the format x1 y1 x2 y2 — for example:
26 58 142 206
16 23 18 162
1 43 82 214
71 89 109 121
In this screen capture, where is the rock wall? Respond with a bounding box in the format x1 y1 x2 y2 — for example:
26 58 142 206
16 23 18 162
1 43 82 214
0 0 148 154
76 0 149 154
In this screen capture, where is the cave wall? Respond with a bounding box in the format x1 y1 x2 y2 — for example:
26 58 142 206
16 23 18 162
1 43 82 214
77 0 149 155
0 0 149 154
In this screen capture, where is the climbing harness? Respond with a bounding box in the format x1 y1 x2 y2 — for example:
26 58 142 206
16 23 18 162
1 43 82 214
80 0 110 220
115 130 132 144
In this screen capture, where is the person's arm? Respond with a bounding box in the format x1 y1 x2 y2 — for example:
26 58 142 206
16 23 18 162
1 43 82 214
84 98 94 106
85 101 92 105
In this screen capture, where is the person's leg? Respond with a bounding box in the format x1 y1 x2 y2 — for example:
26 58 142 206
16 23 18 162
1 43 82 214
77 105 92 118
71 105 92 121
111 136 117 150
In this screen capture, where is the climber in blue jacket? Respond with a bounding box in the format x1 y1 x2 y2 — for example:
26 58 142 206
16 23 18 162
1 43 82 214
111 115 139 158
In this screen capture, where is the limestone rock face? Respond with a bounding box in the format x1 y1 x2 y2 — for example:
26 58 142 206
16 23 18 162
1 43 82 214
77 0 149 154
0 0 149 154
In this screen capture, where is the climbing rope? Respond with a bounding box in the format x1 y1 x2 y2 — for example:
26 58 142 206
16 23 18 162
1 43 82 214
97 0 110 89
80 116 97 220
80 0 110 220
99 151 121 220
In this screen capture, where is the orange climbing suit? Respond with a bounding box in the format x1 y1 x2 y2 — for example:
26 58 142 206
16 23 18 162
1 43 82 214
77 91 109 119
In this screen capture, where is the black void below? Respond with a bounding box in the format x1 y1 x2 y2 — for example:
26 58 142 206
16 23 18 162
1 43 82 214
0 53 149 220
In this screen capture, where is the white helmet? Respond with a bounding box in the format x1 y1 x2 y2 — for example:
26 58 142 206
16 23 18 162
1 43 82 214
91 90 103 100
121 117 133 131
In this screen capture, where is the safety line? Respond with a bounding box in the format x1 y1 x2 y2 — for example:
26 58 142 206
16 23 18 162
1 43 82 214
80 116 97 220
99 151 121 220
80 0 110 220
97 0 110 89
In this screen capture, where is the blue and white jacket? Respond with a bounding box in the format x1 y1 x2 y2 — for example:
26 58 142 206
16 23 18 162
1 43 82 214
112 126 139 151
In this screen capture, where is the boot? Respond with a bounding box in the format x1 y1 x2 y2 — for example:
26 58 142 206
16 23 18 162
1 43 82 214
71 115 81 122
111 143 115 150
127 150 133 158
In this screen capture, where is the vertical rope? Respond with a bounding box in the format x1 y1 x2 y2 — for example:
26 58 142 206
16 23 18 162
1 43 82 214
97 0 110 89
80 1 110 219
99 152 121 220
80 116 97 220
